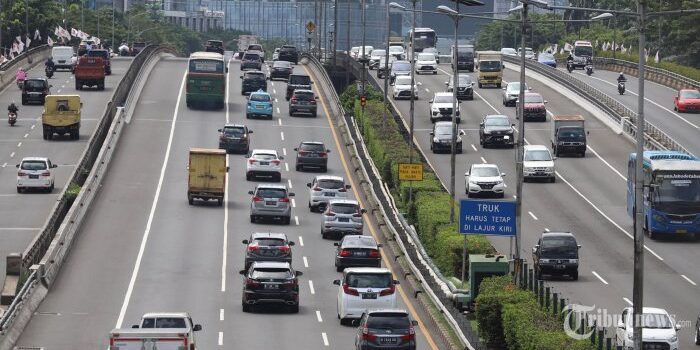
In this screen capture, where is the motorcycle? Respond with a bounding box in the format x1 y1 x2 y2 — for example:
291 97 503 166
8 111 17 126
16 79 24 89
45 66 54 79
585 64 593 76
618 81 626 95
566 61 574 73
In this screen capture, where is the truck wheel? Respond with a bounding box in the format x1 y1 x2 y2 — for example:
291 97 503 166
572 270 579 281
497 83 502 88
217 198 223 206
188 195 194 205
242 303 252 313
98 83 105 91
478 82 482 88
250 215 256 223
72 130 79 140
75 81 81 90
42 128 48 140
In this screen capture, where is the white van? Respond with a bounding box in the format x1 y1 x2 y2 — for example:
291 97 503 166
51 46 75 71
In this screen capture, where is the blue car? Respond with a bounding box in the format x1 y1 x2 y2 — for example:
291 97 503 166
246 90 273 119
537 53 557 68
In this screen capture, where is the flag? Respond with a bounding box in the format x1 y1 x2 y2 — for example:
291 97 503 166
595 39 599 48
71 28 78 37
10 42 17 54
9 51 15 60
34 29 41 41
564 42 573 52
553 44 558 53
47 36 54 47
655 50 659 63
17 41 25 54
25 35 31 49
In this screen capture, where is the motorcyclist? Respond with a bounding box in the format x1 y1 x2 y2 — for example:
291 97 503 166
45 57 55 70
15 68 27 82
8 102 18 114
566 53 574 64
617 72 627 83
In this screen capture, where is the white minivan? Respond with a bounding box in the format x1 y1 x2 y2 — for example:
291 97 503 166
51 46 75 71
334 267 399 324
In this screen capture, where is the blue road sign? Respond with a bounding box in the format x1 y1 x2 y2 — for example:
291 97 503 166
459 200 516 236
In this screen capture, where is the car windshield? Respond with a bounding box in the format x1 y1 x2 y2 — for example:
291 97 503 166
300 143 325 151
256 188 286 198
435 124 452 135
25 80 45 90
389 46 403 53
342 236 376 248
346 273 392 288
253 153 277 161
253 238 285 246
87 50 108 58
294 92 315 101
318 179 344 189
372 50 386 57
250 94 270 102
290 76 311 84
539 54 555 61
331 203 359 214
559 128 584 139
251 268 292 279
243 54 260 61
223 127 244 137
540 236 578 257
273 61 291 69
392 62 410 71
141 318 186 328
433 95 452 103
640 313 673 329
457 75 472 85
21 161 47 170
207 40 222 47
248 45 263 51
574 46 593 57
480 61 501 71
507 83 526 93
502 48 516 55
472 167 500 177
245 72 265 80
524 94 544 103
525 150 552 161
189 59 223 73
417 53 434 61
485 117 510 126
653 172 700 206
367 314 410 328
680 90 700 99
423 48 438 54
395 76 412 85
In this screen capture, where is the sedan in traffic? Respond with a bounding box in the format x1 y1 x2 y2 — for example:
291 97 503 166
537 52 557 68
479 114 514 148
674 88 700 112
270 60 293 81
334 235 382 271
246 90 273 119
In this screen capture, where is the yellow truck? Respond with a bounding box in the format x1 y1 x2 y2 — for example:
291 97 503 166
188 148 228 206
476 51 503 88
42 95 81 140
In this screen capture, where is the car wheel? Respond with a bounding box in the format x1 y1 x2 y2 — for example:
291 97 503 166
321 230 328 239
550 176 556 183
246 173 253 181
572 270 579 280
16 187 22 193
283 216 291 225
288 304 299 313
296 164 302 171
250 215 256 223
695 328 700 345
336 265 344 272
188 195 194 205
242 303 252 313
321 165 327 173
535 267 542 280
217 198 223 206
313 112 317 118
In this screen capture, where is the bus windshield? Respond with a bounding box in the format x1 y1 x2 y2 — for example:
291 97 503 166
412 31 437 50
189 59 224 73
574 46 593 57
653 172 700 212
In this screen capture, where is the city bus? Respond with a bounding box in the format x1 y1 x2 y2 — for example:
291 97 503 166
186 51 227 109
627 151 700 239
404 28 437 54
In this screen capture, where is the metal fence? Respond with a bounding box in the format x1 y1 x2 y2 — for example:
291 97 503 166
594 57 699 90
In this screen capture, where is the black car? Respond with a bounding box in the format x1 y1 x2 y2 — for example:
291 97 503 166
205 40 224 55
286 74 313 100
446 74 474 100
241 52 262 70
479 114 515 148
242 232 294 270
278 45 299 64
131 42 146 56
430 121 464 154
270 60 293 81
354 309 418 350
295 141 330 172
289 90 318 117
335 235 382 272
532 232 581 280
240 261 301 313
240 71 267 95
22 78 51 105
218 124 252 154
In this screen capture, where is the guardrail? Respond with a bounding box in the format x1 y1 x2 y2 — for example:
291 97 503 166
0 45 51 92
505 55 693 156
303 52 484 350
594 57 699 90
0 45 174 348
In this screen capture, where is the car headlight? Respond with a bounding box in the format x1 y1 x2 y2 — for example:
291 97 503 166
524 167 534 172
652 214 666 222
669 334 677 343
469 179 478 185
484 130 492 135
569 259 578 264
539 259 549 263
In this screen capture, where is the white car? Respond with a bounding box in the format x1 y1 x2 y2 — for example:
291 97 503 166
388 45 405 60
429 92 460 123
307 175 350 212
246 149 283 182
368 49 386 69
356 46 374 60
415 52 438 74
502 82 530 107
500 47 517 56
523 145 555 182
518 47 536 60
334 267 399 324
392 75 420 100
350 46 361 59
16 157 56 193
132 312 203 350
465 164 506 198
615 307 679 350
272 47 280 61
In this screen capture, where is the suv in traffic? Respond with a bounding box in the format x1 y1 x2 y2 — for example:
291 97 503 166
307 175 350 212
321 199 366 239
286 74 313 100
240 261 302 313
241 52 263 70
430 121 464 154
446 74 474 100
429 92 460 123
21 78 51 105
218 124 252 154
132 312 202 349
245 149 283 182
479 114 514 148
242 232 295 270
270 60 293 80
16 157 57 193
389 60 411 85
334 267 399 325
615 307 680 350
465 164 506 198
289 90 318 117
248 184 294 224
532 232 580 280
294 141 330 172
278 45 299 64
518 92 547 122
240 71 267 95
523 145 556 182
354 309 418 350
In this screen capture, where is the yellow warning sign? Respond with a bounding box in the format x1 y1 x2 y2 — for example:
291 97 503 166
398 163 423 181
306 21 316 32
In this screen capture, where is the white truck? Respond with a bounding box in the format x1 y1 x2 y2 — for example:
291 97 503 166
551 115 586 157
109 328 191 350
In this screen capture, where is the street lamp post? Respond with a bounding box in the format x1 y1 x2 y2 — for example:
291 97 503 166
383 3 391 129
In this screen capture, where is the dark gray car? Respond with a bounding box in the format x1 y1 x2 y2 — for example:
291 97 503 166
354 309 418 350
241 52 262 70
289 90 318 117
532 232 581 280
335 235 382 271
218 124 252 154
242 232 295 270
446 74 474 100
430 121 464 153
479 115 514 148
295 141 330 172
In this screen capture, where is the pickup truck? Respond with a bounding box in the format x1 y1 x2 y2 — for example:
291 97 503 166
74 56 105 90
551 115 586 157
87 49 111 75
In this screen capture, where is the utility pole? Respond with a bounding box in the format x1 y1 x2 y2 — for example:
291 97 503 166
333 0 338 67
345 0 350 88
382 2 390 128
112 0 116 53
448 1 460 224
361 0 366 98
515 3 528 265
408 0 417 205
25 0 29 48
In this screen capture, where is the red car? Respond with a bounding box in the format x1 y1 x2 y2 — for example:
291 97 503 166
674 89 700 113
517 92 547 121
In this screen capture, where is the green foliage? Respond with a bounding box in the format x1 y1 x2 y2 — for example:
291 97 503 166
65 182 81 201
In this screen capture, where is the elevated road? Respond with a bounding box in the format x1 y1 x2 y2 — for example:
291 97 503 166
0 58 132 284
15 58 442 349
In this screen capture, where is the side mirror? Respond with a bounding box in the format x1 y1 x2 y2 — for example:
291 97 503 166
544 100 549 104
675 324 681 331
239 75 243 79
511 123 516 127
459 130 465 136
346 185 351 189
552 156 558 160
289 192 295 197
501 173 506 177
429 132 434 135
15 164 19 168
193 324 202 331
242 239 249 244
326 149 331 153
289 241 295 246
417 82 422 86
464 172 469 176
248 130 253 134
351 319 361 327
429 99 433 103
577 244 582 249
333 242 339 246
532 247 537 253
52 164 58 168
333 279 341 285
248 190 254 195
445 82 449 85
310 81 315 84
411 320 419 326
315 96 319 100
295 271 303 277
586 131 590 135
279 156 284 160
393 279 400 284
501 87 506 90
361 208 367 214
239 269 247 275
617 320 625 329
50 85 53 88
293 148 299 151
132 325 140 329
218 129 222 132
306 183 312 188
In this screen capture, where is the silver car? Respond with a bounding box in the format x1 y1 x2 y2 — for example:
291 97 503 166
307 175 351 212
249 184 295 224
502 82 529 107
321 199 366 239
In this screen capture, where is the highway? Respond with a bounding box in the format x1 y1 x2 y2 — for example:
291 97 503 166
370 63 700 347
560 65 700 156
0 58 131 284
15 57 442 349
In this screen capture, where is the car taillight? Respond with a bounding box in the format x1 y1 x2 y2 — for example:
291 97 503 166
318 152 327 157
219 135 226 141
325 211 336 216
246 278 260 288
343 283 360 296
312 186 322 191
271 160 280 165
401 326 416 341
339 249 352 257
361 327 377 341
369 250 381 258
247 244 259 252
379 284 395 296
248 159 256 164
353 212 363 217
279 246 290 253
252 196 263 202
290 97 298 103
41 171 51 177
298 151 309 156
338 187 346 192
310 100 316 105
17 172 28 177
190 343 195 350
279 197 290 203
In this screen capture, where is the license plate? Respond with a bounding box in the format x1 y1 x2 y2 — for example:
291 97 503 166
354 251 367 257
339 218 350 222
265 201 276 206
677 229 688 233
29 174 39 179
554 264 566 269
324 193 335 197
264 284 279 290
379 337 398 344
256 105 264 109
260 161 269 165
362 293 377 299
503 135 510 140
58 60 65 63
199 86 210 91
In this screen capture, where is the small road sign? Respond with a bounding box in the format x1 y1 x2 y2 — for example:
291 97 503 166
398 163 423 181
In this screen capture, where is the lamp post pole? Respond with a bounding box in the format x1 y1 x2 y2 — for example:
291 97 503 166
383 2 390 129
515 2 528 266
408 0 417 205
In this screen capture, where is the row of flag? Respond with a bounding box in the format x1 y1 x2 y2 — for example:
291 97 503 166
539 41 661 63
4 26 102 60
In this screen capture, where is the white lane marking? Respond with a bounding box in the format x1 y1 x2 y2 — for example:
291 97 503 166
554 171 664 261
295 216 300 225
298 236 304 246
303 256 309 268
61 85 65 88
23 133 28 138
681 274 697 286
30 124 35 129
591 271 609 285
623 297 633 306
276 107 280 114
114 73 187 328
218 332 223 346
220 308 224 321
480 156 487 163
287 179 293 188
316 310 323 323
471 144 477 151
1 163 6 168
222 60 232 293
285 163 289 172
309 280 315 295
528 211 538 220
425 88 430 93
271 82 275 87
56 90 61 93
0 227 41 230
275 98 278 103
282 147 287 156
586 145 627 181
16 142 21 147
273 88 277 94
322 333 329 346
278 118 282 126
10 152 14 158
280 131 285 140
291 198 296 208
